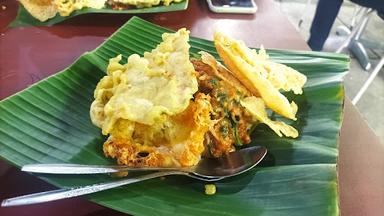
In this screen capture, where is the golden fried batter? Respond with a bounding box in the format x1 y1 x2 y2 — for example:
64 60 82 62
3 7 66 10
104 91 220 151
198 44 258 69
19 0 57 21
91 30 307 168
103 93 212 167
214 32 306 120
192 53 255 157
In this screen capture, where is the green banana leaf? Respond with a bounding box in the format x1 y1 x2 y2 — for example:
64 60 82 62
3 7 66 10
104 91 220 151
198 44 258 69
0 17 349 215
9 0 188 27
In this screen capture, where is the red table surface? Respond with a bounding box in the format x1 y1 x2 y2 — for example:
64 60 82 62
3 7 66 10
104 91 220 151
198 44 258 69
0 0 383 216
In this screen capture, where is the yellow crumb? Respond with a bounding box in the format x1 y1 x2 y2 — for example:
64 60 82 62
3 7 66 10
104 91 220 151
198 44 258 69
110 171 129 178
204 184 216 195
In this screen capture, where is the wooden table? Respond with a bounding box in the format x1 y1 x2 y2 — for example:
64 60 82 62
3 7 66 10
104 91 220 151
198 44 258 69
0 0 383 215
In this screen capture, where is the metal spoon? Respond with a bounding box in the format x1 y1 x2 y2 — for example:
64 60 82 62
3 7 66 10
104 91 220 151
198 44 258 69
22 146 267 178
1 146 267 207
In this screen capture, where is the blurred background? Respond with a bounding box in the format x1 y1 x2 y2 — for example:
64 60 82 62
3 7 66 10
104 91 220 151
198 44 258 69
275 0 384 143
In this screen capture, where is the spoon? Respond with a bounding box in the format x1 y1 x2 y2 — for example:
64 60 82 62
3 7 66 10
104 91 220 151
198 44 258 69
1 146 267 207
22 146 267 178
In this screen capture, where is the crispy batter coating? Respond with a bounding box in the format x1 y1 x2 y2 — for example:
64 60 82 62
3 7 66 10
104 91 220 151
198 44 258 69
90 29 197 135
19 0 57 21
214 32 307 138
92 30 307 167
192 54 255 157
214 32 306 120
103 93 212 167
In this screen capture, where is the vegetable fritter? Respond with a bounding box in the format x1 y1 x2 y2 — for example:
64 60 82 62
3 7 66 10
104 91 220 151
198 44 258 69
192 53 255 157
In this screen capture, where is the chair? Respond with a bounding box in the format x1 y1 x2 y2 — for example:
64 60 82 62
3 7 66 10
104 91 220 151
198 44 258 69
298 0 383 104
335 0 383 104
335 6 374 70
352 56 383 104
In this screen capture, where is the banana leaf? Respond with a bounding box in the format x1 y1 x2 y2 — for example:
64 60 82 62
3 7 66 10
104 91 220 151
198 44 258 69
0 17 349 215
9 0 188 27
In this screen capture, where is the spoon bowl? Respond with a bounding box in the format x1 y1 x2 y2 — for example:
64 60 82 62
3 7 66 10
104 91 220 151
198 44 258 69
192 145 267 178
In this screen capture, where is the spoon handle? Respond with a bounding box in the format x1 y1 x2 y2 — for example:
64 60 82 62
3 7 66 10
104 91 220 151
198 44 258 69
1 171 178 207
22 163 183 174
